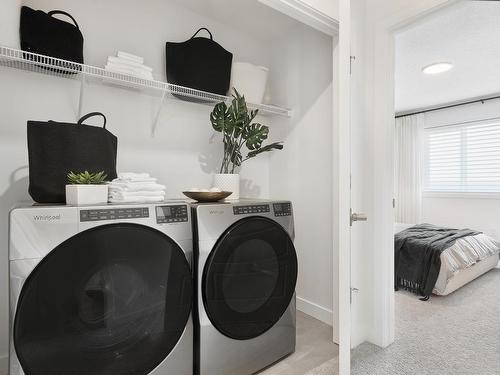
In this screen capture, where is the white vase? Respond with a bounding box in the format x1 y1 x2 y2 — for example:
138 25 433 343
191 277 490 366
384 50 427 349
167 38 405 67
213 173 240 200
0 0 21 48
66 185 109 206
230 62 269 104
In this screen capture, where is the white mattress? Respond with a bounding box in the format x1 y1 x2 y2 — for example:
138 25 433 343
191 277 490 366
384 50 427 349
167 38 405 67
394 223 500 295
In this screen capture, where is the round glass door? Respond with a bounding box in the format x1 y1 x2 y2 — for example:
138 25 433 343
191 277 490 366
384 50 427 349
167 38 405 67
14 223 192 375
202 217 297 340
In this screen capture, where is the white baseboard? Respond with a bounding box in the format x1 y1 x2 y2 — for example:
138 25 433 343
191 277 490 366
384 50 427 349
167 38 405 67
0 354 7 375
296 296 333 326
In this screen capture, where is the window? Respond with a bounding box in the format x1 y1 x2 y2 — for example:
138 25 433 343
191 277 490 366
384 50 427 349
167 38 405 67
425 119 500 193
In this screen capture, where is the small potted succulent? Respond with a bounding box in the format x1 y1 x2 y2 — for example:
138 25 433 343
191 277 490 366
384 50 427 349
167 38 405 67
65 171 108 206
210 90 283 199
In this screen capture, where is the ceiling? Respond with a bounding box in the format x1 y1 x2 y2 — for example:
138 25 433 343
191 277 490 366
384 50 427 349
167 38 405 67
168 0 299 41
395 1 500 113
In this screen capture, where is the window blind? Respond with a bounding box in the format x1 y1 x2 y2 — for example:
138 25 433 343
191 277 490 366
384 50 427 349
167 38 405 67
425 119 500 193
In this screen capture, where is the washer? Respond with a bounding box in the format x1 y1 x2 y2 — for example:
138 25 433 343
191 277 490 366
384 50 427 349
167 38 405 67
191 200 298 375
9 202 193 375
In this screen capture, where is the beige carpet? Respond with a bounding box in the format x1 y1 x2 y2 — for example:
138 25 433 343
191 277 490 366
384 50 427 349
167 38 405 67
306 265 500 375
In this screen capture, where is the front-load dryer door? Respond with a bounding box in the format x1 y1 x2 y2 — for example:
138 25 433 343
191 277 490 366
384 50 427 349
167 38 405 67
13 223 192 375
202 217 298 340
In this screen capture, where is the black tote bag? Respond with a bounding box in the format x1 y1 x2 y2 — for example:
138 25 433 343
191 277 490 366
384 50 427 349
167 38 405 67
166 28 232 98
20 6 84 69
27 113 117 203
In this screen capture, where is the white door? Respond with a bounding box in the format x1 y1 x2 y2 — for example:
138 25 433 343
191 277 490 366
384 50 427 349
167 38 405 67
336 0 370 373
348 0 370 350
336 0 353 373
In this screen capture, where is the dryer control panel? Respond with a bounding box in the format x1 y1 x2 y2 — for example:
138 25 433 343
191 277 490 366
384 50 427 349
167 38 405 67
273 202 292 217
80 207 150 222
233 204 270 215
156 205 188 224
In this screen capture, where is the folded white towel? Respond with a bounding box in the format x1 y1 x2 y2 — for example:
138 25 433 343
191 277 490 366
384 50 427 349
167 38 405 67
113 179 158 185
109 196 165 203
118 172 150 179
110 190 166 198
107 56 153 72
109 182 166 192
105 61 153 76
117 51 144 64
105 64 153 80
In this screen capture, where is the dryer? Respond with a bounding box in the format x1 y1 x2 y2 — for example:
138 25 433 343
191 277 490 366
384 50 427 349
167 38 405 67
9 202 193 375
191 200 298 375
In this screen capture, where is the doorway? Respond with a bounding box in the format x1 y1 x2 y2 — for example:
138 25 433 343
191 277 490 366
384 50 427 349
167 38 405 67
350 1 500 374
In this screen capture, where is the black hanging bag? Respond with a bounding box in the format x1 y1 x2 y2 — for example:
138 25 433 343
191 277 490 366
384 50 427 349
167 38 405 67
27 112 118 203
20 6 84 68
166 28 233 98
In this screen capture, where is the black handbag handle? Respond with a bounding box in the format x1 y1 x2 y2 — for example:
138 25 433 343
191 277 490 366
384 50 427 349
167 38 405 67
47 10 80 29
190 27 213 40
77 112 107 129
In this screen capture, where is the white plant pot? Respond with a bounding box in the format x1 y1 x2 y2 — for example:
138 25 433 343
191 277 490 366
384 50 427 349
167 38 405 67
65 184 109 206
213 173 240 200
230 62 269 104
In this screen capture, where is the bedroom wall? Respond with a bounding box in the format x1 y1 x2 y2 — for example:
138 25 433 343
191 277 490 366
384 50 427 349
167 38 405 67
421 98 500 240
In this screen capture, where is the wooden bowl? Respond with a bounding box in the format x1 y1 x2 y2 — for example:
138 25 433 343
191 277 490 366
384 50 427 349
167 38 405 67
182 191 233 202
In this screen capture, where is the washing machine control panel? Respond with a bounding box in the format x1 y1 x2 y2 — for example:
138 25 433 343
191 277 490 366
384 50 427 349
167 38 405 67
80 207 150 222
273 202 292 217
233 204 270 215
156 205 188 224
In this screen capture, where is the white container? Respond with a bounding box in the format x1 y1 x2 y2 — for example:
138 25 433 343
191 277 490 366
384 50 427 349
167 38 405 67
230 62 269 104
213 173 240 200
65 185 109 206
0 0 21 48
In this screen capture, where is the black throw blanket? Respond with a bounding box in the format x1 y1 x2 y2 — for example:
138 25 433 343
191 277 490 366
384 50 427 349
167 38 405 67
394 223 480 297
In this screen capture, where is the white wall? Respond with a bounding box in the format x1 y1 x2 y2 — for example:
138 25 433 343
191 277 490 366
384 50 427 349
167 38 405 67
268 26 335 324
421 98 500 240
0 1 334 371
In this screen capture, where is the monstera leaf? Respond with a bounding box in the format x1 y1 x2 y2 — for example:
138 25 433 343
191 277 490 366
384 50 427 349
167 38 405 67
211 89 283 173
246 142 284 159
210 102 231 133
230 90 259 138
230 149 243 168
225 136 243 172
243 123 269 150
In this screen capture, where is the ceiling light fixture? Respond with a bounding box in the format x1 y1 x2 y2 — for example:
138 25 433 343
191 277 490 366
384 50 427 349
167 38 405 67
422 62 454 75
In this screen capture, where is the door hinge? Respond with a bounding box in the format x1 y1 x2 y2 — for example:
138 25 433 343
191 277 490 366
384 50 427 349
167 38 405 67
393 198 396 208
350 55 356 75
350 287 359 304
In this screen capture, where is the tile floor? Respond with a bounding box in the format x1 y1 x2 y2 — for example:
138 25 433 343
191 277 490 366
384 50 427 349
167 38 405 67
258 311 339 375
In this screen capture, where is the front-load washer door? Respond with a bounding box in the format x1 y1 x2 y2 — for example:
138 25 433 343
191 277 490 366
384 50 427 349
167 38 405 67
14 223 192 375
202 217 298 340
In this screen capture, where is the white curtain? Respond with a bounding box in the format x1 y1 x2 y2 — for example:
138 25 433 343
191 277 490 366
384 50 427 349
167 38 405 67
394 113 425 224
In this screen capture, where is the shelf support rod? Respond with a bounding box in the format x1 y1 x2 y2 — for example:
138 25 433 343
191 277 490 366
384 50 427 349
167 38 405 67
152 88 168 137
77 73 86 119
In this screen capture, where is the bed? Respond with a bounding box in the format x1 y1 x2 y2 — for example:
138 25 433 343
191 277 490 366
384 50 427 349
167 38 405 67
395 223 500 296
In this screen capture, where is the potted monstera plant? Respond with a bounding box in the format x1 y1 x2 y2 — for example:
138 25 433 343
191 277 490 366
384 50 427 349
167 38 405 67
65 171 108 206
210 90 283 199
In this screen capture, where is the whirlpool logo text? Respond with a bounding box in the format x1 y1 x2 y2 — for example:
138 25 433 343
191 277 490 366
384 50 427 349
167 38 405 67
33 214 61 221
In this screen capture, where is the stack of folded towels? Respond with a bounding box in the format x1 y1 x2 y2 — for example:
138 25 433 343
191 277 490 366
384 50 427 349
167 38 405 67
108 173 165 203
105 51 153 80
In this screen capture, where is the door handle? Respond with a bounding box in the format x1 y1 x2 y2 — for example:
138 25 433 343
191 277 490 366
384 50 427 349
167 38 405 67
350 209 367 226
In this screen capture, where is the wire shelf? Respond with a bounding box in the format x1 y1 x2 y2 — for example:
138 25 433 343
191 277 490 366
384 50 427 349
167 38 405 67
0 46 292 117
